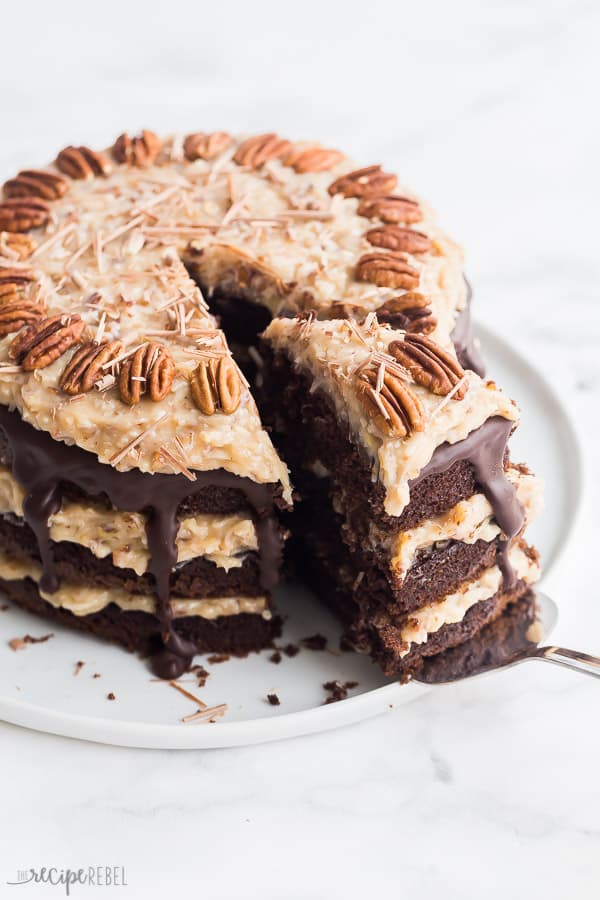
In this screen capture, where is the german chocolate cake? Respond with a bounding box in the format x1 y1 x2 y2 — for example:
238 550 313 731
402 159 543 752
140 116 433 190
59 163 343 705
0 130 541 679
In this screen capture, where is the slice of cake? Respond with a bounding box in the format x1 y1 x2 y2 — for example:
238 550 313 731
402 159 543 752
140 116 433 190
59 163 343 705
261 315 541 676
0 129 539 680
0 134 293 678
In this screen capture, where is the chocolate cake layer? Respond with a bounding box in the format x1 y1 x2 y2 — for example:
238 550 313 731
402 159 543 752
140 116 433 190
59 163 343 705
373 581 531 676
261 345 516 534
0 516 263 598
290 473 500 616
417 591 537 682
292 515 534 675
0 576 279 659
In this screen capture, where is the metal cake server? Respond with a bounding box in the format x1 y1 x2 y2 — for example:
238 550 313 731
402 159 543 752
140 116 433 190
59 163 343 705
416 592 600 684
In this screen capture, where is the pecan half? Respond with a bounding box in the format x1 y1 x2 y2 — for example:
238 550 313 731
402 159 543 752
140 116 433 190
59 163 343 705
59 339 123 394
328 165 397 199
356 251 420 290
190 356 241 416
0 268 36 287
0 294 45 335
113 130 162 168
183 131 232 161
56 145 112 180
357 195 423 225
0 231 37 259
355 365 424 437
0 197 50 232
388 334 467 399
8 313 85 370
285 146 344 173
365 225 431 255
377 294 437 335
233 133 292 168
118 342 174 404
3 170 68 201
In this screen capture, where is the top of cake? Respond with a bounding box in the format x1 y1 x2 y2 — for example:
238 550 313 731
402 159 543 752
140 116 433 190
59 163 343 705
0 129 467 493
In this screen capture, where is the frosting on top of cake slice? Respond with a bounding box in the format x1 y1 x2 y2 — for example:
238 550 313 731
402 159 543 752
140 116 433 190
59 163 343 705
264 314 518 516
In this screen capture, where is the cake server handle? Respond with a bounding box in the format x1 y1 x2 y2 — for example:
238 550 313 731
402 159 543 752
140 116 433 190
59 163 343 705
523 645 600 679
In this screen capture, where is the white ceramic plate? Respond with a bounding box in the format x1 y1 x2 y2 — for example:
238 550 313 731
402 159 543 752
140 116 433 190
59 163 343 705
0 324 582 749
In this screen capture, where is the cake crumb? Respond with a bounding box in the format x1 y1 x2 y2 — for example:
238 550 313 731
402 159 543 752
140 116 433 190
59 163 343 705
301 633 328 651
92 673 101 679
190 664 210 686
282 643 299 658
207 653 230 665
8 633 54 651
74 660 85 676
0 603 10 611
106 692 116 701
266 693 281 706
323 680 359 704
268 651 282 664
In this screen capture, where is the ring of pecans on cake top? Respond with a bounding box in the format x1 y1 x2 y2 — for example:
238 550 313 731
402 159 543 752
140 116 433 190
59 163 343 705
0 129 471 480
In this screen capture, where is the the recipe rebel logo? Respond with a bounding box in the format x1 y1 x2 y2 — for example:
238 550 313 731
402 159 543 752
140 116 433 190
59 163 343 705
6 867 128 894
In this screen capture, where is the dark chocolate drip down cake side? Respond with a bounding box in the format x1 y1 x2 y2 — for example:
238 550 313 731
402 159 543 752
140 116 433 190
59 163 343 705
0 129 540 678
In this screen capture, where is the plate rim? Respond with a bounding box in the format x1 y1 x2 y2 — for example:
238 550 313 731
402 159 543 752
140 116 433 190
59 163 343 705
0 322 583 749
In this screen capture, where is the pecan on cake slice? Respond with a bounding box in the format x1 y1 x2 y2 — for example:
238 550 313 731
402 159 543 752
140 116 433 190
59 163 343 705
0 270 45 337
376 293 437 335
59 339 124 394
190 356 241 416
0 299 46 336
3 170 68 201
356 251 420 290
118 342 175 404
233 133 292 168
0 232 37 259
328 165 397 199
285 146 345 173
0 268 37 290
8 313 85 370
355 363 425 438
357 194 423 225
0 198 50 232
183 131 233 161
112 130 162 168
365 225 431 255
388 333 468 399
56 145 112 180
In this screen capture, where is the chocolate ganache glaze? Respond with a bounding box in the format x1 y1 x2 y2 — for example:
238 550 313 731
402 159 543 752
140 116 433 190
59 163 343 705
410 416 524 588
0 405 283 678
451 278 485 377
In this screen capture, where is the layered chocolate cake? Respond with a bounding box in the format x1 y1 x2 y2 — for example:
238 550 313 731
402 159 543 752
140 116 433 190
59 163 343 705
0 130 540 679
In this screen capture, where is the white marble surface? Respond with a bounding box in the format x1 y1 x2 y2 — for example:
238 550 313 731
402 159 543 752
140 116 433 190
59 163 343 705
1 1 599 895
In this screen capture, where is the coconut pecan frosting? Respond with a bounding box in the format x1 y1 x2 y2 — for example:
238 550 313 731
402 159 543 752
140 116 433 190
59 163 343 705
0 130 467 489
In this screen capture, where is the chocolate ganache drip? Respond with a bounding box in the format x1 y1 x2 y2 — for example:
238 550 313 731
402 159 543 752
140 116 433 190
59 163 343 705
410 416 524 588
451 277 486 378
0 405 283 678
